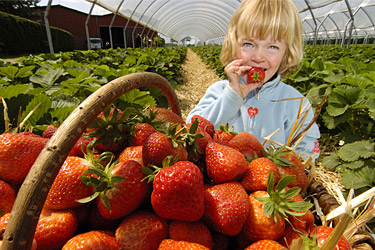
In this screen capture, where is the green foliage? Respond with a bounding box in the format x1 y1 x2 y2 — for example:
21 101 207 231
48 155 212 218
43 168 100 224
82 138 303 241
0 46 187 134
284 45 375 144
190 46 225 79
322 140 375 195
0 11 73 56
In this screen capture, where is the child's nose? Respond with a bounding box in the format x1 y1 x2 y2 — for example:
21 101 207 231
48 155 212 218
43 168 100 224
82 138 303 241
251 48 265 63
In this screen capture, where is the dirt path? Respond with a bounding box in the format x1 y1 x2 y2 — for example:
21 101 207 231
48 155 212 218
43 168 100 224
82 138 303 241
175 48 222 121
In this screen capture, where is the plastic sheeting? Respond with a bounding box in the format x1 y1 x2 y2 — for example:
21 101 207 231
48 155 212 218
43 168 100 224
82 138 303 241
42 0 375 45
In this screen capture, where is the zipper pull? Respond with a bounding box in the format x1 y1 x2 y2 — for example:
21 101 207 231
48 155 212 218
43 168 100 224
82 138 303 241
256 88 259 99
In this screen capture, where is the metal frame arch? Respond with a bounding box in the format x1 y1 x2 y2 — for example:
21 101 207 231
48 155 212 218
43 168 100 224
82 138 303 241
85 0 98 50
122 0 144 48
154 4 232 35
152 0 235 27
167 19 224 42
160 12 227 39
341 0 355 47
172 25 216 42
352 4 375 41
165 17 225 42
109 0 125 49
156 10 229 36
131 0 158 48
138 0 172 39
149 0 237 40
303 0 319 46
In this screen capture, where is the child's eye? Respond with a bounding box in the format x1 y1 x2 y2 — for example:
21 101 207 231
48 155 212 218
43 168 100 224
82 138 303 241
243 42 253 47
269 45 279 49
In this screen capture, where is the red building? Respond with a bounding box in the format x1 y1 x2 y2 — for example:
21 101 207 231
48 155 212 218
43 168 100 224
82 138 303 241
35 4 156 50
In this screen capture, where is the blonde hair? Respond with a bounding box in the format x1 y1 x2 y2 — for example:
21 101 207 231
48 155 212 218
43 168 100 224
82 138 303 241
220 0 303 77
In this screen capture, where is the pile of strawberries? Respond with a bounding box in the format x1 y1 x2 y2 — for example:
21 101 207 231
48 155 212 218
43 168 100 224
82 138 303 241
0 107 352 250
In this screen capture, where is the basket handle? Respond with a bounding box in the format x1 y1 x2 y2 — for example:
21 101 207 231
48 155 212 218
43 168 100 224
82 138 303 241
1 72 181 250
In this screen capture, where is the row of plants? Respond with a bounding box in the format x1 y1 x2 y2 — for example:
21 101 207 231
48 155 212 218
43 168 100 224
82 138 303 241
193 44 375 197
0 46 187 135
190 46 225 79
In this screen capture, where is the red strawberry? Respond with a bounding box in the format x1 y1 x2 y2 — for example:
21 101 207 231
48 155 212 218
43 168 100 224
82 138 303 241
87 107 127 152
94 160 149 219
151 107 185 125
211 232 229 250
34 208 77 250
205 141 247 184
169 220 212 249
212 123 237 144
87 202 122 231
115 210 168 250
151 161 205 222
191 115 214 136
62 230 120 250
247 67 265 83
228 132 264 159
242 190 286 242
240 157 280 192
314 225 351 250
203 181 250 236
267 147 309 194
0 132 48 184
0 213 38 250
244 239 284 250
0 180 16 215
44 156 95 210
286 189 315 233
280 151 309 194
158 239 210 250
42 124 57 138
142 131 187 167
131 122 156 146
241 172 313 243
118 145 143 166
68 136 93 157
278 224 307 248
183 122 212 161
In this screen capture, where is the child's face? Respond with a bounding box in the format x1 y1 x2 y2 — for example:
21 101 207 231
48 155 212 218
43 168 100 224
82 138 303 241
237 35 286 83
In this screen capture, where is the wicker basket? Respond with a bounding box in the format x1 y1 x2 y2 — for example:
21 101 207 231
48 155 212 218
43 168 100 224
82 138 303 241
1 72 374 250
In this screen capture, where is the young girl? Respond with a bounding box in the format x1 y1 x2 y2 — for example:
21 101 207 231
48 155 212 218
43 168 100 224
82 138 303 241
186 0 320 159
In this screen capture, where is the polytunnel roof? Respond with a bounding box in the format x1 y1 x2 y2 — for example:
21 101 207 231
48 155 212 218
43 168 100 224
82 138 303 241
41 0 375 44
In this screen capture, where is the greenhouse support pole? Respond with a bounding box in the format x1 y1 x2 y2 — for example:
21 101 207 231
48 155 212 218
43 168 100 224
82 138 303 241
44 0 54 54
304 0 318 47
85 0 97 50
140 0 172 39
132 0 157 48
341 0 354 48
123 0 144 48
109 0 125 49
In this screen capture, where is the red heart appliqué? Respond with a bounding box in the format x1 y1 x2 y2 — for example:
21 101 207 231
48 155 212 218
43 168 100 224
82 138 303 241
247 107 258 117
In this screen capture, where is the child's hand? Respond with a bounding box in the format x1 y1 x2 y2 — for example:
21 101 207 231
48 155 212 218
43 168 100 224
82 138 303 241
224 59 262 99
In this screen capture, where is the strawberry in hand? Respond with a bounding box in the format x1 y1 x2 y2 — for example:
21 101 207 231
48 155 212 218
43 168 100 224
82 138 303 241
247 67 265 83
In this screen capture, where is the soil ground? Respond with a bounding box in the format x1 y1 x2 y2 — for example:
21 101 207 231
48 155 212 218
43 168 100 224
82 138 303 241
174 48 222 121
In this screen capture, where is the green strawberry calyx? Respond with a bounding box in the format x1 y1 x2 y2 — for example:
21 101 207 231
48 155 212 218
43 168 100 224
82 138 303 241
77 141 126 212
255 171 313 223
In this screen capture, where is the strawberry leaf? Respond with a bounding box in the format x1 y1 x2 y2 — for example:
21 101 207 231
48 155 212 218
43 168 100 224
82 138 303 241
286 200 313 212
99 192 111 212
275 175 295 191
77 192 99 204
337 140 375 161
281 187 301 200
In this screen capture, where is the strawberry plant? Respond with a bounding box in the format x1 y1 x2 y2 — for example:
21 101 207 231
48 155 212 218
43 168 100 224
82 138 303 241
0 47 187 134
322 140 375 196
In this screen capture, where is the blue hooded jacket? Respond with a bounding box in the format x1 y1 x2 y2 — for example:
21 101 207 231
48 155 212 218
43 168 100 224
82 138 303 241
186 74 321 160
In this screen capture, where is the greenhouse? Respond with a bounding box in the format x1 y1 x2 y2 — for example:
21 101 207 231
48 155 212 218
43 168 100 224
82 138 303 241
1 0 375 250
40 0 375 50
